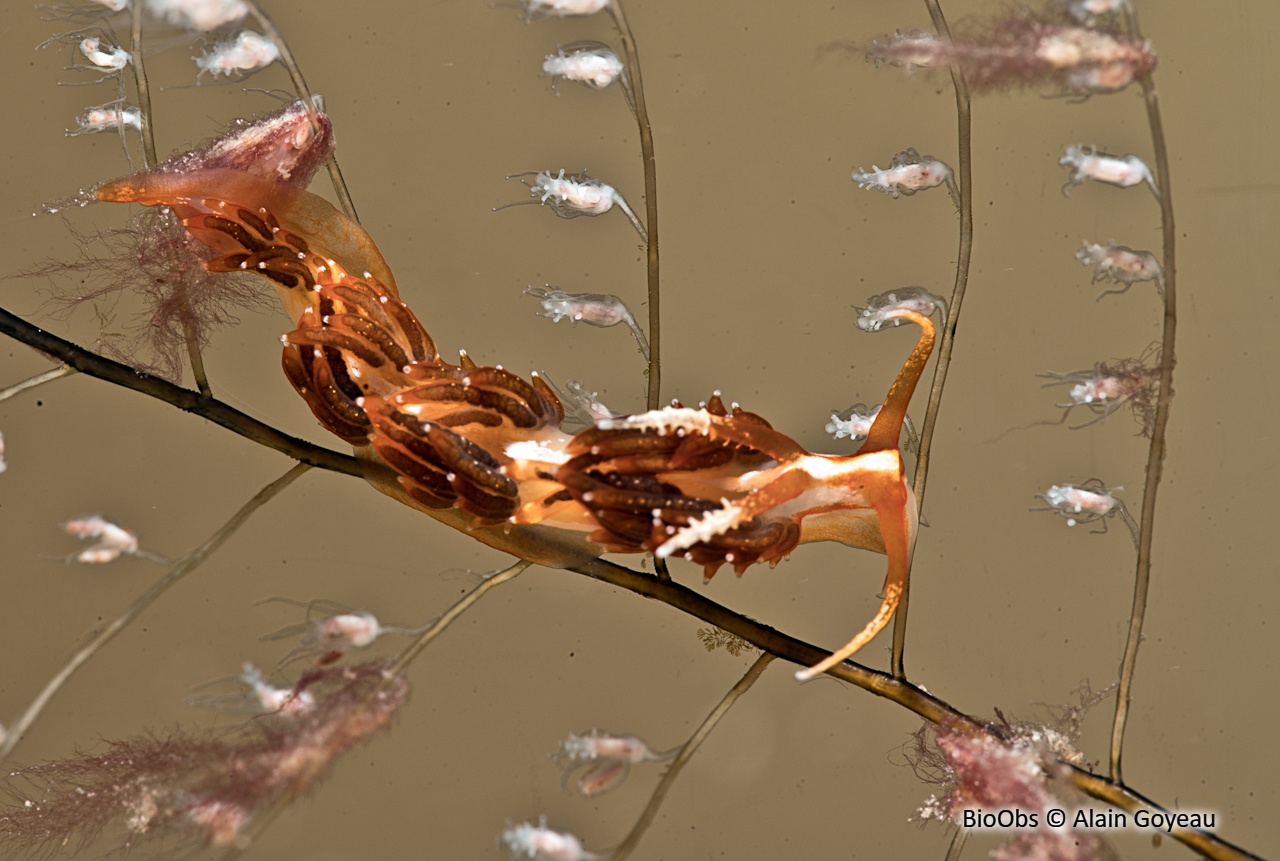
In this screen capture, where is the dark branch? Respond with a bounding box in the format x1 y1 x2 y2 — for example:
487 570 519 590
0 306 364 477
0 305 1253 861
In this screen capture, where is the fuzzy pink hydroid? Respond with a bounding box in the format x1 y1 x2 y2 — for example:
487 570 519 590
911 722 1110 861
29 208 268 381
25 100 334 381
911 686 1117 861
0 661 409 855
868 11 1155 95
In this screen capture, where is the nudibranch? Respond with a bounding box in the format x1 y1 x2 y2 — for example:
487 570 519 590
95 119 936 676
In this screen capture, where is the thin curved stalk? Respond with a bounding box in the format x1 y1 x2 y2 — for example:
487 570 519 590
128 10 156 169
893 0 974 679
0 463 310 761
178 277 213 395
0 365 74 402
611 653 775 861
244 2 360 224
131 9 212 397
385 560 530 677
607 0 661 409
1109 11 1176 785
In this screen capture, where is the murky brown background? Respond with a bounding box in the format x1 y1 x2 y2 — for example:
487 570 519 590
2 1 1276 858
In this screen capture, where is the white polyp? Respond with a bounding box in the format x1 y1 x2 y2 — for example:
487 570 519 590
239 663 314 716
69 106 142 136
1066 374 1125 405
565 381 618 421
76 546 125 564
522 0 610 19
1075 240 1164 299
319 612 382 649
195 30 281 78
541 376 619 426
145 0 249 31
826 403 881 440
854 287 945 332
524 285 625 326
1063 0 1133 22
542 45 624 89
1042 485 1098 514
1037 359 1154 433
1037 482 1124 528
870 29 945 69
553 730 673 797
500 170 648 242
79 37 131 71
533 169 615 214
64 515 140 564
501 818 600 861
851 148 952 199
1059 145 1158 197
558 730 657 764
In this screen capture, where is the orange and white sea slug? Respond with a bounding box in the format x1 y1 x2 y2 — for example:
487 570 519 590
95 112 936 676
